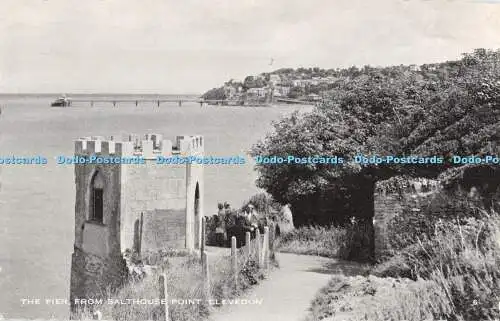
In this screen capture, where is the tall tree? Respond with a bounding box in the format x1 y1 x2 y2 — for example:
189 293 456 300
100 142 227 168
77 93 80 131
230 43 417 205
250 49 500 227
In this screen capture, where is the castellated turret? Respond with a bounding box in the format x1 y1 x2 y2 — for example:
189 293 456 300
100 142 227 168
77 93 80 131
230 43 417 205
69 134 204 315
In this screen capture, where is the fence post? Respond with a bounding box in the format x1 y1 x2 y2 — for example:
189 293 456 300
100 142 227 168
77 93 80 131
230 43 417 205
245 231 251 261
202 250 210 300
269 222 275 258
256 229 262 267
201 217 206 259
231 236 238 288
263 226 269 269
158 273 170 321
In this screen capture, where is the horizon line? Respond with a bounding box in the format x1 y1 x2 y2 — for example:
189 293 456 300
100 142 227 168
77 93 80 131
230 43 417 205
0 92 203 96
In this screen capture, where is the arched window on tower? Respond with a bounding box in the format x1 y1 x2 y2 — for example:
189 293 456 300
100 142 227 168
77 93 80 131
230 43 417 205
90 171 104 223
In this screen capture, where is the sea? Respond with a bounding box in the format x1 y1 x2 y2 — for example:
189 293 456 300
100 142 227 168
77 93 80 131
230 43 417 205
0 94 313 319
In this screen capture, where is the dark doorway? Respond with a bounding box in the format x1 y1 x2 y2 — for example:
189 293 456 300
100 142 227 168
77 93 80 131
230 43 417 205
194 182 200 248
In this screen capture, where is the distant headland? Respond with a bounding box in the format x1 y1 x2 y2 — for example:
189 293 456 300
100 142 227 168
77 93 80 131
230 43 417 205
201 60 452 106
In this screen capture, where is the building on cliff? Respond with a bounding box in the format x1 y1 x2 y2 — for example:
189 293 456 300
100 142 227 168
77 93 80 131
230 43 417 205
69 134 204 315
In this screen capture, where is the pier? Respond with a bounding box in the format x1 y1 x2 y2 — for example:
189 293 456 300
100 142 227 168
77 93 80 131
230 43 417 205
276 98 313 105
52 98 314 108
59 98 229 107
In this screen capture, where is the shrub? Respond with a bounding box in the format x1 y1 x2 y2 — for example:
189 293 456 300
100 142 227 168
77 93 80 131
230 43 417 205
276 221 373 262
240 192 282 217
374 213 500 320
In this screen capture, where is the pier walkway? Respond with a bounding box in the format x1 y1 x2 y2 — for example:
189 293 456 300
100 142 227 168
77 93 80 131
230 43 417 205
65 99 227 107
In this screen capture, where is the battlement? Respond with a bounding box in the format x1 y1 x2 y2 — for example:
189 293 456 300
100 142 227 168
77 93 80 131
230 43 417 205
75 134 204 159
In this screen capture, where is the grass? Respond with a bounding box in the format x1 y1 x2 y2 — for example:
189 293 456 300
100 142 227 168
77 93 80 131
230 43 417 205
78 239 277 321
305 275 453 321
96 253 208 321
275 222 373 262
301 211 500 321
373 214 500 321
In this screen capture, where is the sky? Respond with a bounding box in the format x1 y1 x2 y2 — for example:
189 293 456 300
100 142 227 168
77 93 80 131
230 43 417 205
1 0 500 94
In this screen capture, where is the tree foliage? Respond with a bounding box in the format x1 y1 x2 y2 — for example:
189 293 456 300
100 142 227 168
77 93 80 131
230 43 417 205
250 49 500 226
243 76 267 89
287 86 305 99
201 87 226 100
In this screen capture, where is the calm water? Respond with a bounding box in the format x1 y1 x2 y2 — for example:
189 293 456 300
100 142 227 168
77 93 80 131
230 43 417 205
0 96 312 319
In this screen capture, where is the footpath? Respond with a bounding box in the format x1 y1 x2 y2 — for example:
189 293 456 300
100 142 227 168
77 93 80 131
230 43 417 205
209 252 365 321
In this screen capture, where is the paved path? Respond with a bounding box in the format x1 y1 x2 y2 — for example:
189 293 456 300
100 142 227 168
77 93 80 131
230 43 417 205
209 252 366 321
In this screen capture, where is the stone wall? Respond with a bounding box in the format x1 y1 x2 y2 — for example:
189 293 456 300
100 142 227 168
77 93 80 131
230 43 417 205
141 209 187 250
373 169 500 260
121 162 187 252
373 177 441 260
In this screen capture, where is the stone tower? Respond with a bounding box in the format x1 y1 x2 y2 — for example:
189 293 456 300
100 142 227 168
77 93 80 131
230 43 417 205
69 134 204 313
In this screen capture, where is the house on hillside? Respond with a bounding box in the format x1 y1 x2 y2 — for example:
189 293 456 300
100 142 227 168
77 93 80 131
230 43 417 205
272 91 282 102
292 80 307 88
269 74 281 86
325 76 337 84
247 87 267 98
274 85 291 97
310 77 323 86
307 93 322 102
244 87 270 105
224 85 237 99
